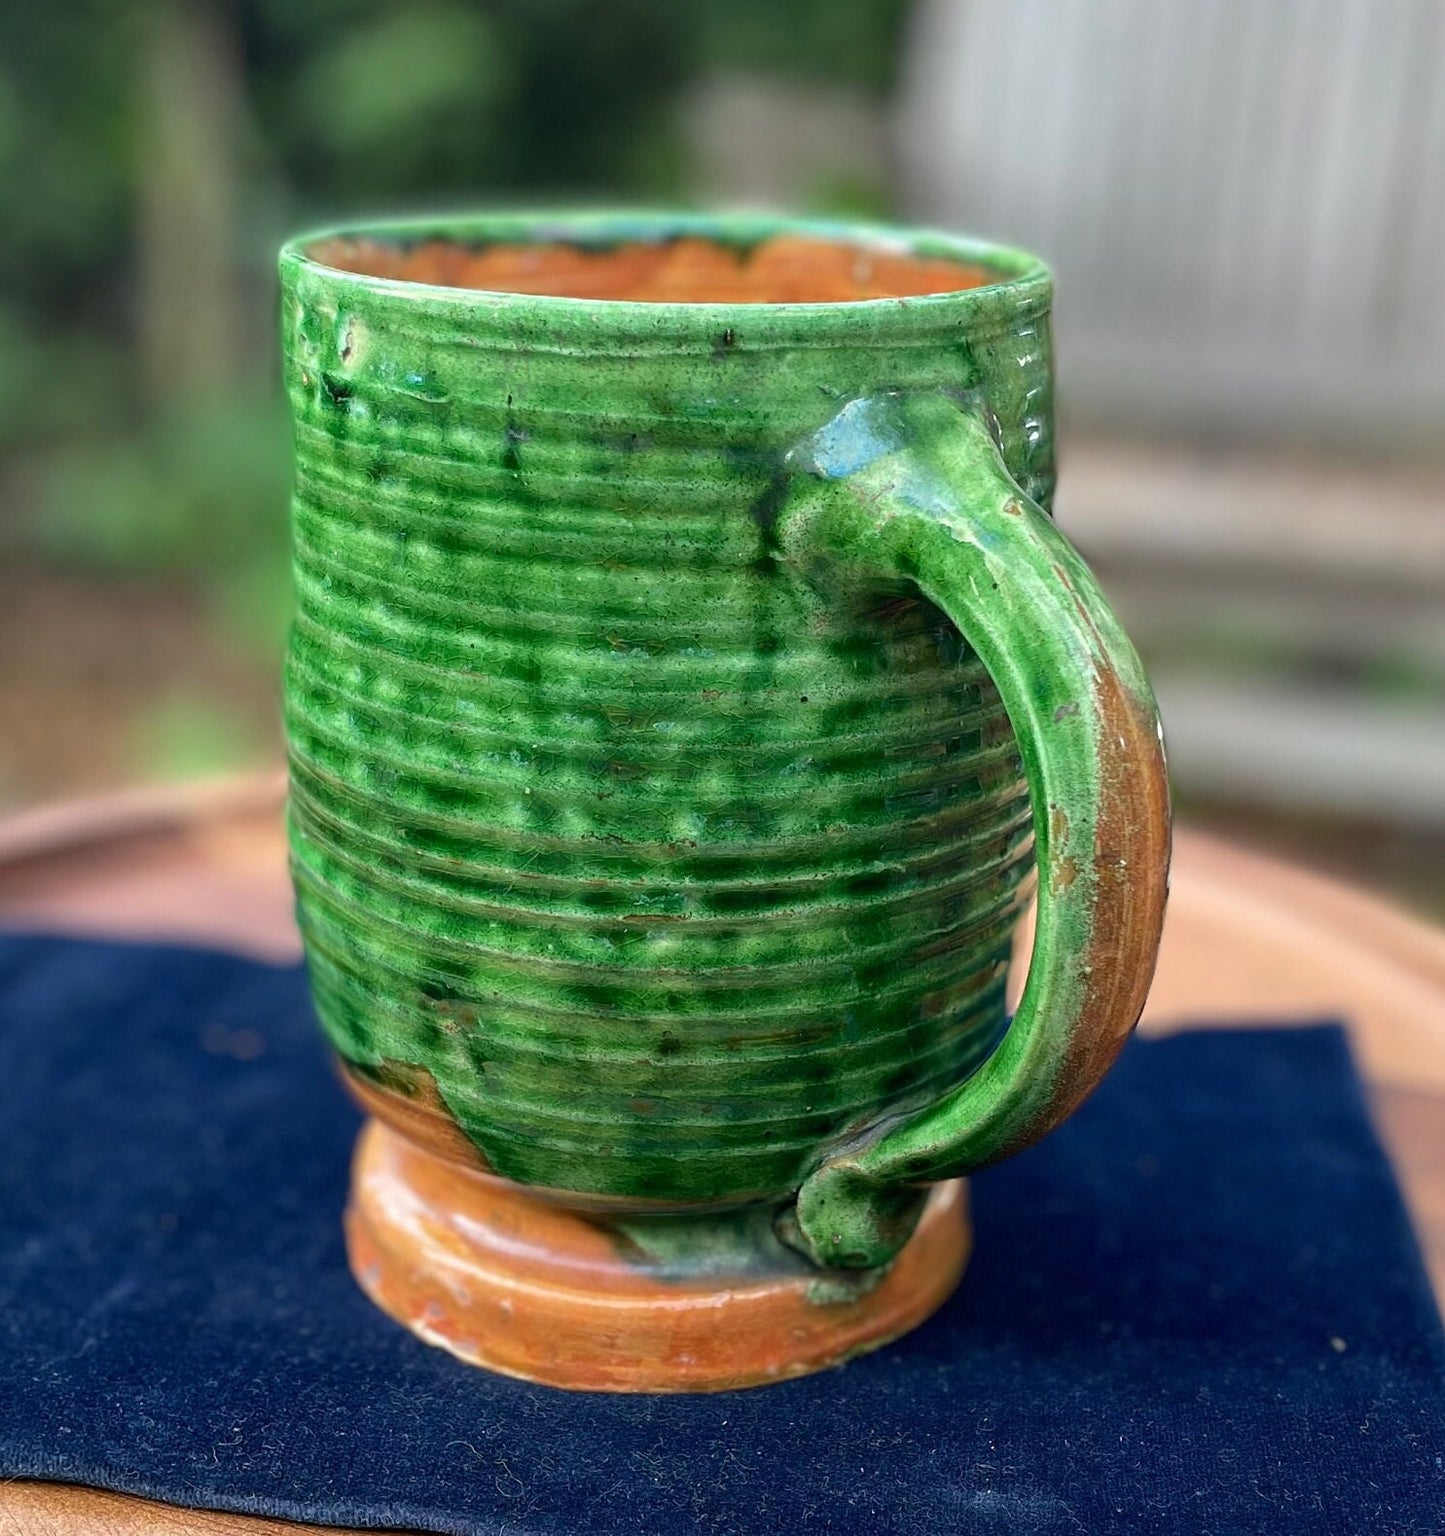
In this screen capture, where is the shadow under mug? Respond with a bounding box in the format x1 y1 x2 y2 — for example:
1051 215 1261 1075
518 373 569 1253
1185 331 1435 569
279 211 1170 1392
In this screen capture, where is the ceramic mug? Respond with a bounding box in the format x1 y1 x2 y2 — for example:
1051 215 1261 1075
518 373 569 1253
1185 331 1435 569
280 213 1170 1392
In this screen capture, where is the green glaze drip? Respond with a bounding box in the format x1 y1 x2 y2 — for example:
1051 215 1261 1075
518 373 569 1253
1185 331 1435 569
609 1202 814 1284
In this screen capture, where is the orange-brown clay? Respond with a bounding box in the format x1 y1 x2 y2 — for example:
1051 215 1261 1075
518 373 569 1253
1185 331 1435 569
345 1119 970 1393
306 233 996 305
340 1059 492 1172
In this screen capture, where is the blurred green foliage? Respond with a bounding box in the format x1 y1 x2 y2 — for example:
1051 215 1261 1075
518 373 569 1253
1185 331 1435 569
129 689 276 782
1 1 909 713
695 0 908 90
34 395 296 657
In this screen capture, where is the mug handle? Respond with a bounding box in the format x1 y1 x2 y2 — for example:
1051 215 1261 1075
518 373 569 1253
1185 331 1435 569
777 390 1171 1269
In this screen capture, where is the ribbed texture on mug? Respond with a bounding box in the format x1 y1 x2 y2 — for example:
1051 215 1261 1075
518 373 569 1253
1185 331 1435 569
281 220 1050 1204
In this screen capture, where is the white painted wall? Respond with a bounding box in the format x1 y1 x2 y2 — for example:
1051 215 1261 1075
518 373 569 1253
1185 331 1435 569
900 0 1445 452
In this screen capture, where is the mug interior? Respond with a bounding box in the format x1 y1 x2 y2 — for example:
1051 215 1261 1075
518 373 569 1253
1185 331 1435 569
304 229 1000 305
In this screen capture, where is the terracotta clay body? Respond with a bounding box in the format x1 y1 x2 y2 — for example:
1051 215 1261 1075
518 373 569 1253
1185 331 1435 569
279 213 1170 1391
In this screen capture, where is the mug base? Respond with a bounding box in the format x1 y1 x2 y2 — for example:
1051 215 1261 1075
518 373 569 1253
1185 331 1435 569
345 1118 970 1393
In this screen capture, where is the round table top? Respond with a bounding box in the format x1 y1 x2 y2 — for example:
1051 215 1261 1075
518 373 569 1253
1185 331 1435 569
2 772 1443 1534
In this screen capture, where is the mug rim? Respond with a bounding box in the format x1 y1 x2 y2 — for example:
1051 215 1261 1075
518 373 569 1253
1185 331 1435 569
279 209 1052 338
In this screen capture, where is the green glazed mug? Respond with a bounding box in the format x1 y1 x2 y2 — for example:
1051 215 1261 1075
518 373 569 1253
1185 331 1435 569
280 212 1170 1392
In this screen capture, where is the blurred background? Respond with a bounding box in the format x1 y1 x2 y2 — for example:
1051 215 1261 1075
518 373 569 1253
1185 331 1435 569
1 0 1441 913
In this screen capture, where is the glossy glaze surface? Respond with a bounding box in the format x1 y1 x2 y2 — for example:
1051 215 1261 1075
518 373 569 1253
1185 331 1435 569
282 214 1169 1364
282 215 1053 1213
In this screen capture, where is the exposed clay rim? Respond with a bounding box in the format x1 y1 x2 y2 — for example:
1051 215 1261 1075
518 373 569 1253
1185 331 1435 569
279 210 1052 344
307 230 1000 307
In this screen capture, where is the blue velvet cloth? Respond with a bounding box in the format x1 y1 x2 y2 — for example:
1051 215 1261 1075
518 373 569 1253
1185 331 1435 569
1 931 1442 1535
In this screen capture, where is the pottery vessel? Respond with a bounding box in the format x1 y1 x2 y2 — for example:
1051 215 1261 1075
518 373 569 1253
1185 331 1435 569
279 212 1170 1391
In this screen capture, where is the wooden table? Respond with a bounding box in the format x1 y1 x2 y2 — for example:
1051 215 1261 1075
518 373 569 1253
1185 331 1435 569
2 773 1442 1535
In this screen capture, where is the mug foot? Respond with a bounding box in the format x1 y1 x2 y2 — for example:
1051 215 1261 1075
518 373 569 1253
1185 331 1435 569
345 1119 969 1393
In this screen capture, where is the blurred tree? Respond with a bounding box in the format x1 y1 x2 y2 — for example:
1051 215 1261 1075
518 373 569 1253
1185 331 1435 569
136 0 248 405
1 0 908 449
0 0 908 786
244 0 699 205
0 1 135 451
694 0 908 92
